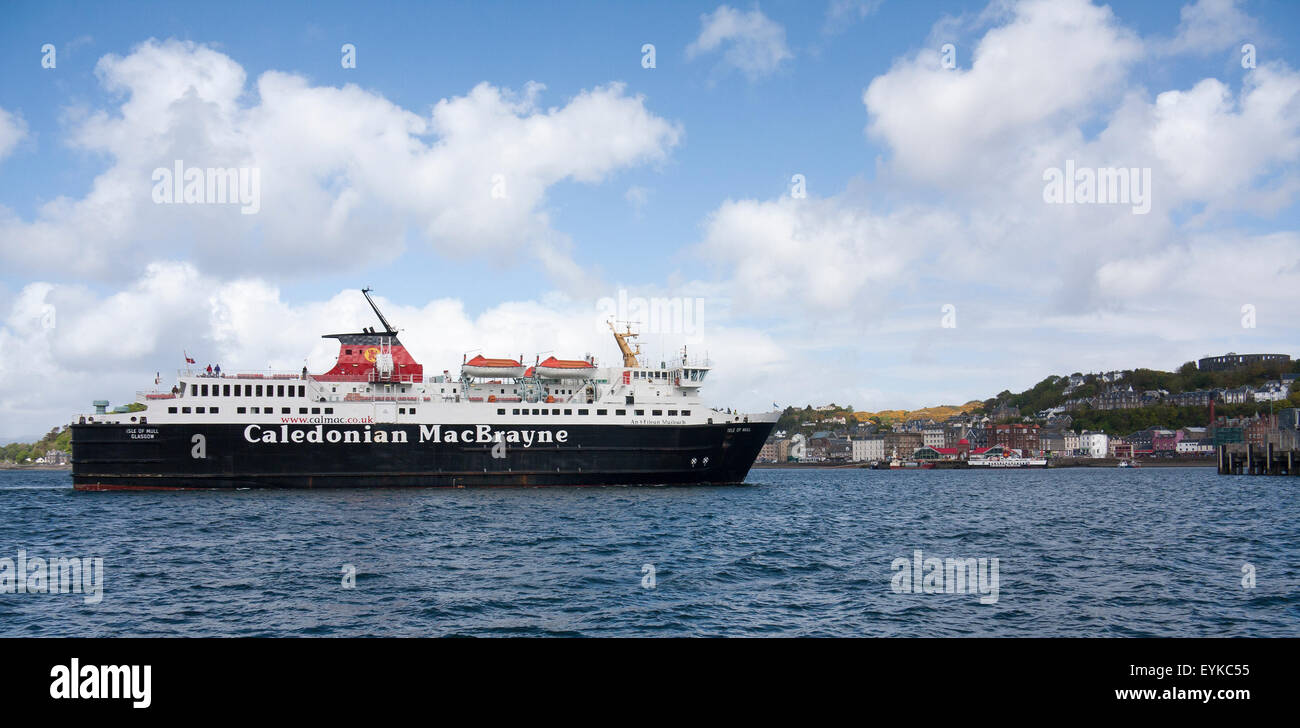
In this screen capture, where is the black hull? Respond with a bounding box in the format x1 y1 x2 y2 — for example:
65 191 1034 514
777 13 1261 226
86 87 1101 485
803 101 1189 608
70 421 775 489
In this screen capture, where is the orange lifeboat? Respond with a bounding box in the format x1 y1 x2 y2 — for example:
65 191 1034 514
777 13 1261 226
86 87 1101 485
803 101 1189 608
535 356 597 379
462 355 526 379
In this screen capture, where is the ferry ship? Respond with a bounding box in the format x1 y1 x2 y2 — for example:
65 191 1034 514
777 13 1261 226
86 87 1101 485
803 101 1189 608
70 290 778 490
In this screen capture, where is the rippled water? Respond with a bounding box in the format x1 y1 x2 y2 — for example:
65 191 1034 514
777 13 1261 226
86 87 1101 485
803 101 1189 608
0 467 1295 637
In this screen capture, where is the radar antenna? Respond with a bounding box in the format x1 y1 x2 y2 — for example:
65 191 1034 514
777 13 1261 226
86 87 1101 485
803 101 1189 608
361 288 397 335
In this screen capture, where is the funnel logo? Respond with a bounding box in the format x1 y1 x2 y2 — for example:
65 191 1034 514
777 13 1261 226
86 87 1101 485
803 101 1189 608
363 347 379 363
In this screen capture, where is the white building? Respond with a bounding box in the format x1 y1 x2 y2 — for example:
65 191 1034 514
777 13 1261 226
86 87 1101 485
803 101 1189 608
1063 431 1081 455
1080 432 1109 458
852 437 885 462
1253 381 1291 402
922 429 945 448
1176 440 1215 455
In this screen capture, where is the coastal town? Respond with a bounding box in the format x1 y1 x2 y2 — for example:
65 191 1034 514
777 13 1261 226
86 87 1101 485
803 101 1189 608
759 353 1300 468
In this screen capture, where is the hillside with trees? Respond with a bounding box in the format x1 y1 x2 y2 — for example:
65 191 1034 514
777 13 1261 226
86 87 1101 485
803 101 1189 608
0 426 71 465
979 359 1300 419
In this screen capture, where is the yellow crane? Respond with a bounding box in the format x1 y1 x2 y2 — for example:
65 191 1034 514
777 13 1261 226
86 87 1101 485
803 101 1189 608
608 320 642 368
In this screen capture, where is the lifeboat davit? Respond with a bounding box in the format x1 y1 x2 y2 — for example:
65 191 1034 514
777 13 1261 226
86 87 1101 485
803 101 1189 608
462 355 526 379
535 356 597 379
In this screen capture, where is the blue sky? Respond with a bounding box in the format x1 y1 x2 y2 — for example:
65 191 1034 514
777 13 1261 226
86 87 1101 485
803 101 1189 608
0 0 1298 438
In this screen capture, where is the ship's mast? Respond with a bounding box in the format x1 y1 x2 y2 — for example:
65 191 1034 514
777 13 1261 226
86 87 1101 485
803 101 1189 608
361 288 397 335
607 320 642 368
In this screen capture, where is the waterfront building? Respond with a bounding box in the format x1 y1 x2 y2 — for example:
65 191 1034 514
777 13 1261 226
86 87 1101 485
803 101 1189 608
852 437 885 462
990 423 1040 454
1080 432 1109 458
1152 429 1182 453
883 431 923 456
759 437 791 463
1175 439 1214 455
922 428 945 448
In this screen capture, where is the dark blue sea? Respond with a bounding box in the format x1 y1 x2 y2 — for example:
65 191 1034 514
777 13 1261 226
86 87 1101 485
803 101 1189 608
0 466 1295 637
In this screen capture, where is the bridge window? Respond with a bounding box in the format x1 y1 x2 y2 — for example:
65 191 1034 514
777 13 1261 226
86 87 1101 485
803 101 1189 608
182 407 191 414
325 408 334 414
498 408 506 415
668 410 677 416
237 407 246 414
300 408 307 414
635 410 645 416
682 410 691 416
256 385 264 397
201 385 208 396
223 385 230 396
196 407 205 414
190 384 197 396
512 409 520 415
281 407 289 414
168 407 178 414
211 407 219 414
311 408 320 414
615 409 625 415
578 409 589 415
652 410 662 416
597 409 608 415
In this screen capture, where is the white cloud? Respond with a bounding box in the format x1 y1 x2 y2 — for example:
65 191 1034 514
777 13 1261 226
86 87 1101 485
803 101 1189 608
823 0 883 35
697 195 951 313
0 108 28 161
625 185 649 217
863 0 1142 187
1159 0 1259 56
0 40 681 288
1146 67 1300 211
687 5 793 79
